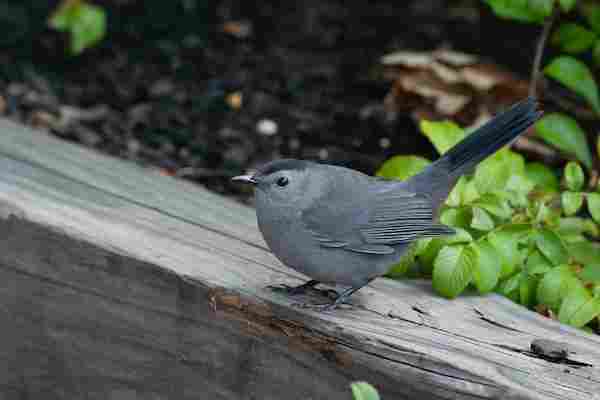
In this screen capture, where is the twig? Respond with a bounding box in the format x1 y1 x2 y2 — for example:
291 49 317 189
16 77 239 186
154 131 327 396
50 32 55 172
512 136 561 165
544 86 597 120
588 169 598 191
529 7 559 98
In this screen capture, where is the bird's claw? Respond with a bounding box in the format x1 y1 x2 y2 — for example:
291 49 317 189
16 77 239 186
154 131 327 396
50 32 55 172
294 296 352 312
294 301 339 312
266 283 308 296
266 281 338 298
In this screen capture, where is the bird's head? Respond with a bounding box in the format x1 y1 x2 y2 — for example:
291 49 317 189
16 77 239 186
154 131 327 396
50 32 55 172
232 159 323 209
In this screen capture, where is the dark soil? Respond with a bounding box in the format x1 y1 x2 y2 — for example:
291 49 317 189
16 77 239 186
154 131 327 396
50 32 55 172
0 0 540 204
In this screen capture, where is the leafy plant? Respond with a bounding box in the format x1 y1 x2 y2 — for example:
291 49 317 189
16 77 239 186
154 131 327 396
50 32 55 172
49 0 106 54
483 0 600 171
380 120 600 331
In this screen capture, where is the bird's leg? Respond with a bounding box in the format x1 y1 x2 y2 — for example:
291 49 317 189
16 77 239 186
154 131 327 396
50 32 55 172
267 279 320 295
299 279 373 311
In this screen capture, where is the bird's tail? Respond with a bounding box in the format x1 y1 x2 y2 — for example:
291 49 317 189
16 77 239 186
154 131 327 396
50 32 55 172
437 97 541 177
408 98 542 209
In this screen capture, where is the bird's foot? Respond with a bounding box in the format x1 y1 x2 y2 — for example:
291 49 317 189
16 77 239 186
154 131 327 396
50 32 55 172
267 280 338 298
267 283 309 296
295 300 341 312
294 280 373 312
295 293 350 312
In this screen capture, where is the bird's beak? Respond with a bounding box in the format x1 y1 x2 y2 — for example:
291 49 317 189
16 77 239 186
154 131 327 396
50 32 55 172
231 174 257 184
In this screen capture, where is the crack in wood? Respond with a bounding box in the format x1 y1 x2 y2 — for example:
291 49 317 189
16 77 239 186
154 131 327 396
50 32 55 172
493 344 593 368
473 307 524 333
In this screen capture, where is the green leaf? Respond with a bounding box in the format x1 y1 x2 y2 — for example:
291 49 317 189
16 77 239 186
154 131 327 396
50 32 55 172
535 228 569 266
503 149 527 175
564 162 585 191
471 207 495 231
559 0 577 12
594 40 600 68
463 179 481 204
562 191 584 216
49 0 107 55
526 249 553 275
446 176 466 207
498 272 521 302
531 201 553 224
580 264 600 283
519 272 538 307
471 241 501 293
444 227 474 244
474 194 512 219
582 219 599 237
376 155 431 181
568 241 600 264
525 162 559 191
71 3 106 54
351 382 380 400
535 113 593 169
432 245 474 298
537 265 579 311
540 203 563 229
418 229 472 273
552 23 596 54
440 207 471 229
419 120 466 155
587 193 600 223
584 4 600 34
386 242 418 278
414 237 433 256
558 290 600 327
544 57 600 115
557 217 598 237
506 173 535 196
474 149 525 194
488 229 520 278
483 0 553 23
49 0 77 31
474 153 510 193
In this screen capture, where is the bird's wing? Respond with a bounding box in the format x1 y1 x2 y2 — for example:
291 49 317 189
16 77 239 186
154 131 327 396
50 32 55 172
302 183 454 255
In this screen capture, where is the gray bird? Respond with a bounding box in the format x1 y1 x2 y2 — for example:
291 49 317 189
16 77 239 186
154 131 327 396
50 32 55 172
233 98 541 310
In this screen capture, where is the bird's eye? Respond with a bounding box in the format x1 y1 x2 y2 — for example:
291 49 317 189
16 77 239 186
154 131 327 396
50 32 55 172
276 176 289 187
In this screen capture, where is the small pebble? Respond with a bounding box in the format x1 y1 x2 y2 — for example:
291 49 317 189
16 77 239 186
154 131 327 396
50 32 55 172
226 92 243 110
379 137 391 149
257 119 278 136
127 139 141 156
222 20 253 39
149 79 175 97
289 137 301 150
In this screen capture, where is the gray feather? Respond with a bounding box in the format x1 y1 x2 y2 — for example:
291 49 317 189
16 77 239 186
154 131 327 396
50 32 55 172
303 179 454 254
346 244 395 255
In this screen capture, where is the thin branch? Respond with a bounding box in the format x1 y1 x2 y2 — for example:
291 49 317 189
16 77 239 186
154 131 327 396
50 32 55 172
529 7 559 98
512 136 561 165
544 87 598 120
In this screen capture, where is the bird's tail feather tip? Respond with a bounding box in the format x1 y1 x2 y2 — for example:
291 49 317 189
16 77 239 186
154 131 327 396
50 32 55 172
439 97 543 176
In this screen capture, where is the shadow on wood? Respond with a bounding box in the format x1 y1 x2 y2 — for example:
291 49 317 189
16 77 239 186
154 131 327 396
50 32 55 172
0 119 599 399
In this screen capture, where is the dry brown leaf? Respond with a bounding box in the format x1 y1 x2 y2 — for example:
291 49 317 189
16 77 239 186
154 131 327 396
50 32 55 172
381 47 529 121
432 48 477 66
381 51 433 67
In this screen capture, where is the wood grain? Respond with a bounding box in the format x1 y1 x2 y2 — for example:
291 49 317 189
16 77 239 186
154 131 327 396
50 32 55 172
0 118 599 399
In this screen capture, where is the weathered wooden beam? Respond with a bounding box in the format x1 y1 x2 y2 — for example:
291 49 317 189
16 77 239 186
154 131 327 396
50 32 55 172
0 119 599 399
